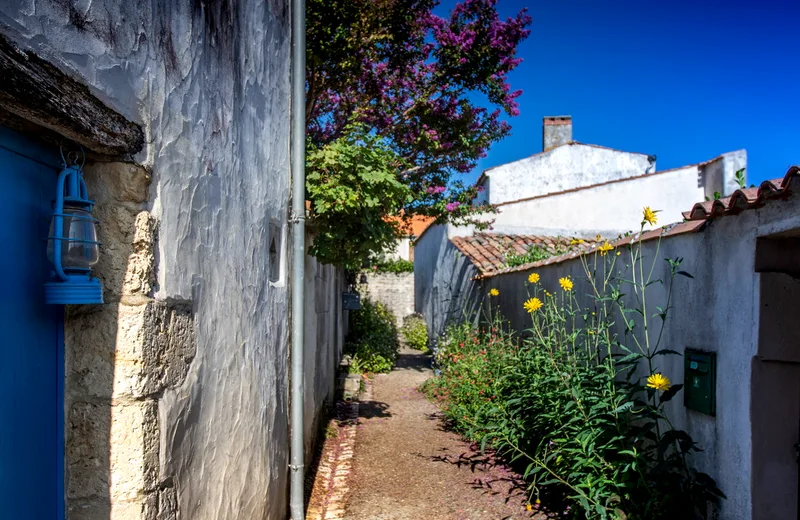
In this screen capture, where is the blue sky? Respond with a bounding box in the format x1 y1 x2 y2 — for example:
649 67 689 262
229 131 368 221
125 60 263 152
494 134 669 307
446 0 800 186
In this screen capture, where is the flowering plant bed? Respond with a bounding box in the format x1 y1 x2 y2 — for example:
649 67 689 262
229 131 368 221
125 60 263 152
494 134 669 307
423 208 724 520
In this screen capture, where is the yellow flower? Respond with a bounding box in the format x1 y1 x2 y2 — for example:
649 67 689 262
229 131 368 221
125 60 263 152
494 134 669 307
524 297 543 313
646 373 672 392
559 276 573 292
489 288 499 297
598 241 614 256
642 206 658 226
569 238 584 245
595 234 602 241
528 272 540 284
616 251 621 256
526 504 533 511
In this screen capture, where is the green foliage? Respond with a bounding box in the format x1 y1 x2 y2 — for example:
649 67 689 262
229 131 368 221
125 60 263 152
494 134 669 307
735 167 747 189
425 224 724 519
505 245 555 267
401 314 429 352
370 258 414 274
307 125 412 268
345 299 399 373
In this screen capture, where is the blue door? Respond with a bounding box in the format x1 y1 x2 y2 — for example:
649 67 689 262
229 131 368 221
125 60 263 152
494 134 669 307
0 126 65 519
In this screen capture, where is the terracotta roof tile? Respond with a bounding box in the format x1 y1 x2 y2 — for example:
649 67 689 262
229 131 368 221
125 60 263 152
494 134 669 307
450 234 598 278
683 166 800 221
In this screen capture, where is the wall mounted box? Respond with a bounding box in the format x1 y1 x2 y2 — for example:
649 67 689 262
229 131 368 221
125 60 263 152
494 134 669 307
342 292 361 310
684 349 716 415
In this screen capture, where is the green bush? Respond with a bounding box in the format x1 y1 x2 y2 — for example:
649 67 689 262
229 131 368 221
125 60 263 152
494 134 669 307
425 211 724 519
369 258 414 273
345 299 399 373
401 314 429 352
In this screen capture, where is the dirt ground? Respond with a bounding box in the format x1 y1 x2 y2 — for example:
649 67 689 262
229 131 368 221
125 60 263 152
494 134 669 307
344 347 547 520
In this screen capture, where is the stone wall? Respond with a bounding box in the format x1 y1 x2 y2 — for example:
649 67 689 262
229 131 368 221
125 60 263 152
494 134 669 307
65 161 191 519
359 272 415 328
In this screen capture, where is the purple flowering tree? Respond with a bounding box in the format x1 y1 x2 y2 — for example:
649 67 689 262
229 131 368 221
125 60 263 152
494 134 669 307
306 0 531 265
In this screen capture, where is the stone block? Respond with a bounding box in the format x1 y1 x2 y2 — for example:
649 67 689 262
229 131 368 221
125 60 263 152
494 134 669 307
84 161 151 204
109 401 159 501
123 212 157 296
67 401 111 500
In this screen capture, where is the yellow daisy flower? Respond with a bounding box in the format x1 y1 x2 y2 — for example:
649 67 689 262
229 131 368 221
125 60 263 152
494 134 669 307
643 206 658 226
646 373 671 392
489 288 499 297
524 297 543 313
528 272 540 284
569 238 584 245
559 276 573 292
598 241 614 256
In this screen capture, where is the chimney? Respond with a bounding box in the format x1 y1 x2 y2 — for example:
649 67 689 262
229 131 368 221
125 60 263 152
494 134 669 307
543 116 572 151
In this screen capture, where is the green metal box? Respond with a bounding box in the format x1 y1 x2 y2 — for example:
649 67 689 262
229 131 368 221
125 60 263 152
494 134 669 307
684 349 716 415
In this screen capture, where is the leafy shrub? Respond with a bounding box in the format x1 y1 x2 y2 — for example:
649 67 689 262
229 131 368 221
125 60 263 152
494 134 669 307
425 209 723 519
370 258 414 273
504 245 553 267
345 299 399 373
401 314 429 352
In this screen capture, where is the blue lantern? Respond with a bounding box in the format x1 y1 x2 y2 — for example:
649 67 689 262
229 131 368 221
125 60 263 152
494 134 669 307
44 159 102 304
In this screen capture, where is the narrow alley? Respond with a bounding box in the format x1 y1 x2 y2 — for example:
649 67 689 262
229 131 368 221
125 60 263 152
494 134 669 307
309 347 544 520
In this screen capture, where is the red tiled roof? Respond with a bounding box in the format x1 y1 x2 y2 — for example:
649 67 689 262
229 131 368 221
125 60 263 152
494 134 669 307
462 222 708 280
450 234 598 278
683 166 800 221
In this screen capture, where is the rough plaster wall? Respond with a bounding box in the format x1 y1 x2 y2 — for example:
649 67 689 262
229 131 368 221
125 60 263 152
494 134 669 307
358 273 415 328
484 143 653 204
0 2 293 519
486 165 705 237
414 224 481 341
483 194 800 520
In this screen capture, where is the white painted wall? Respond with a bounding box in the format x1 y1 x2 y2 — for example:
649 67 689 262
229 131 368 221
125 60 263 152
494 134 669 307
382 237 412 262
482 143 654 204
483 193 800 520
474 151 747 239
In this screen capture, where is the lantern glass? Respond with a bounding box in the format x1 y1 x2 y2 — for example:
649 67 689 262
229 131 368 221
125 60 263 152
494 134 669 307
47 205 100 270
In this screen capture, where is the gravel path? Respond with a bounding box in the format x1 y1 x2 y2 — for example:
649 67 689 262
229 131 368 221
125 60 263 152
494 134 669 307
345 347 545 520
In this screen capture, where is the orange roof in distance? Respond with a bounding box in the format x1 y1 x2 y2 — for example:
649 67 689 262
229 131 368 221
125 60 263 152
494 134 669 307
385 213 436 238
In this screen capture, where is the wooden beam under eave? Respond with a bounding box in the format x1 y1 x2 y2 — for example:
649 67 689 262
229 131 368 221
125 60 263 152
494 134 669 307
0 33 144 157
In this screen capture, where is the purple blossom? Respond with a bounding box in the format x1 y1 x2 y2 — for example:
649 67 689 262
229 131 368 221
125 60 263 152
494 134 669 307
446 201 461 212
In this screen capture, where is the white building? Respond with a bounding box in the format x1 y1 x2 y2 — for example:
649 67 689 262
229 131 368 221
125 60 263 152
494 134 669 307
416 115 747 338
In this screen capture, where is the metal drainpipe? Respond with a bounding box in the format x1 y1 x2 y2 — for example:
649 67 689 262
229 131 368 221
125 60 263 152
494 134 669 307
289 0 307 517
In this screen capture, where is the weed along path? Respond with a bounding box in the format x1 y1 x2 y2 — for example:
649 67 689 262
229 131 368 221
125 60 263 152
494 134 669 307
344 347 543 520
